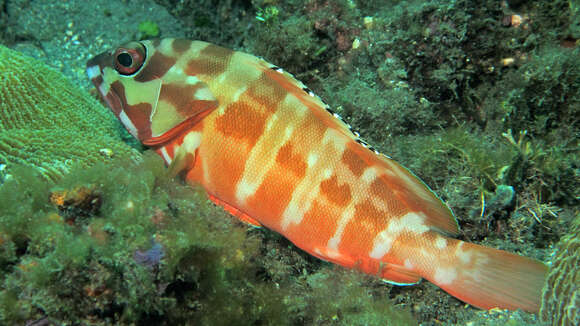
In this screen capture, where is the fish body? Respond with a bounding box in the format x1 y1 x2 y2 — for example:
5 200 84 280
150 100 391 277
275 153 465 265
87 38 547 312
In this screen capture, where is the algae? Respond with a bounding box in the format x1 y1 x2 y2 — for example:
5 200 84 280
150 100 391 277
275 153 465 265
0 154 416 325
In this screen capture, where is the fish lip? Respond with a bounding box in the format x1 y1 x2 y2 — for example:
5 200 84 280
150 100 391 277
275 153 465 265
85 64 101 80
85 52 127 117
86 53 107 90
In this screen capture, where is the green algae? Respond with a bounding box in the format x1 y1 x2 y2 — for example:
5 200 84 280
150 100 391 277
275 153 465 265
0 154 415 325
138 20 160 39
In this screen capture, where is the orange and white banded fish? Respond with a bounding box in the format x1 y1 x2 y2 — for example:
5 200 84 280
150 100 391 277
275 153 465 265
87 38 547 312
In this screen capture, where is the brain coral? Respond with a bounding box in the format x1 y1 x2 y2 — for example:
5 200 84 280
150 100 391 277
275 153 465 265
540 215 580 326
0 45 140 181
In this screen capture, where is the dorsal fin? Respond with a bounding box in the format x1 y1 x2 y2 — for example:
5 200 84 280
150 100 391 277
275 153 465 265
348 141 460 236
382 156 460 236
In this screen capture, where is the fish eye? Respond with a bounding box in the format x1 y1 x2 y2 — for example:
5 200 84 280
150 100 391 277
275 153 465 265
117 52 133 67
113 41 146 75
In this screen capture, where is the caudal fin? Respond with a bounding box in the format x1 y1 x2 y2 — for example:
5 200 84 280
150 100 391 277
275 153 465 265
427 241 547 312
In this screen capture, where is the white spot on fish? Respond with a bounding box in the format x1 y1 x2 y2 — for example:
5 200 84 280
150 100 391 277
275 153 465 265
119 110 139 138
435 236 448 249
328 205 355 251
307 153 318 167
433 267 457 285
455 241 473 265
185 75 200 85
86 65 101 79
194 87 216 101
369 212 430 259
169 66 184 76
98 83 110 98
182 132 202 153
160 146 172 165
361 167 378 183
284 126 293 138
236 179 256 204
231 86 246 102
281 201 304 229
265 114 278 130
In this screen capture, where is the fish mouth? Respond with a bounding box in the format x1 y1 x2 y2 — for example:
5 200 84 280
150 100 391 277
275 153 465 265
86 52 110 97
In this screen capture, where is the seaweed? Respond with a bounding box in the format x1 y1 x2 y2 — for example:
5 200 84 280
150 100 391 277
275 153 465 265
0 154 415 325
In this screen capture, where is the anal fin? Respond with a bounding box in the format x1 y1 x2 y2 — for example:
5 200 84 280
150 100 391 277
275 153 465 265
208 194 262 228
380 263 422 285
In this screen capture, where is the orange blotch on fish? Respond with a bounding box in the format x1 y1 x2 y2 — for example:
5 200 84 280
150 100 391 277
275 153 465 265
340 200 384 254
341 146 366 177
246 171 295 224
292 199 338 246
203 145 247 200
214 101 269 147
275 143 307 178
319 175 352 207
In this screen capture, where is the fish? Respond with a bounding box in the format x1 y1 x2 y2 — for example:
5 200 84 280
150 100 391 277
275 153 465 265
86 38 547 312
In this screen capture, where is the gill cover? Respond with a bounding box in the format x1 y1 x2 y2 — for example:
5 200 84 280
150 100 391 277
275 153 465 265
87 39 218 146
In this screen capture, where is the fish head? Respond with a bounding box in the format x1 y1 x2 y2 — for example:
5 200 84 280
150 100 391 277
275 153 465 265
86 39 218 146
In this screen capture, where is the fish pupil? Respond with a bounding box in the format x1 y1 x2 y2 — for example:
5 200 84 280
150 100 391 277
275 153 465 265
117 52 133 67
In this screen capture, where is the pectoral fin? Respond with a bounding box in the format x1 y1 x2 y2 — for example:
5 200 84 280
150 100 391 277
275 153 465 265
167 147 195 178
380 263 422 285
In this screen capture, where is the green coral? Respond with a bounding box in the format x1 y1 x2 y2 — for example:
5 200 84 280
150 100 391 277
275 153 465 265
541 214 580 326
0 45 140 181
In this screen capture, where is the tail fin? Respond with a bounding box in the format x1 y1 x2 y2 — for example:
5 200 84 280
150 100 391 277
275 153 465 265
427 241 547 312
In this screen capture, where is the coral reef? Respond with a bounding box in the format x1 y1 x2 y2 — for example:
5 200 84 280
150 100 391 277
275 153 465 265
541 215 580 326
0 45 140 181
0 154 416 325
